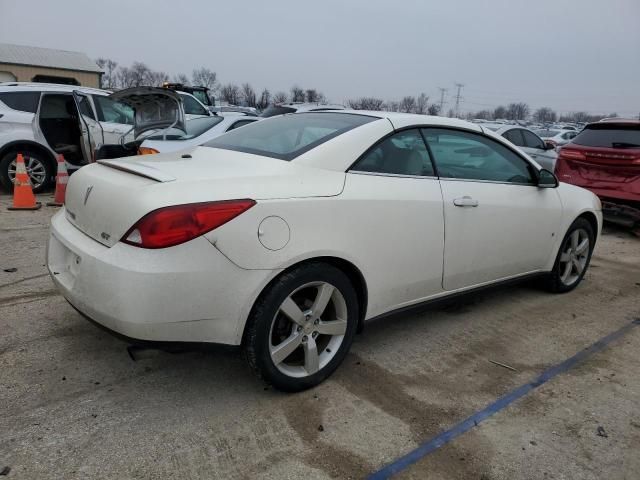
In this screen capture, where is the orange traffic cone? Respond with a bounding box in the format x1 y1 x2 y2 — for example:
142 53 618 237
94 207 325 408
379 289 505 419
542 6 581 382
7 153 41 211
47 155 68 207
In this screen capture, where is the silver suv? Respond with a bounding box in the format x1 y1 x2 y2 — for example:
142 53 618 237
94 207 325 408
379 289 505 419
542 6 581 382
0 82 133 192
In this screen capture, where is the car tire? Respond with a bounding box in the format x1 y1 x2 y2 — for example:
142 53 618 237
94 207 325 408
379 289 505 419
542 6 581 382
544 217 595 293
0 150 53 193
244 262 359 392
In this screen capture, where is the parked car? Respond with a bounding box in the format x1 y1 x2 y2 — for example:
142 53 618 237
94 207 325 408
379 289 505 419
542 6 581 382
534 128 579 148
48 111 601 391
162 82 214 108
0 82 133 191
480 123 557 170
260 102 345 118
555 120 640 227
138 113 259 154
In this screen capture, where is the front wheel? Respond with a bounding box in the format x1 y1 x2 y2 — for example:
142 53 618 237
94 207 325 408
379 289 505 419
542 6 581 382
244 263 359 392
544 217 595 293
0 150 53 193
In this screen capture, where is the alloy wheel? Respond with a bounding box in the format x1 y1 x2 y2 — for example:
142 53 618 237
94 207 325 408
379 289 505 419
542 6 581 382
269 282 348 378
558 228 590 286
8 156 47 190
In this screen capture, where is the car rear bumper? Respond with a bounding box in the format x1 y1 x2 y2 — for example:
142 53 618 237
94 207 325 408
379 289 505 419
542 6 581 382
47 209 274 345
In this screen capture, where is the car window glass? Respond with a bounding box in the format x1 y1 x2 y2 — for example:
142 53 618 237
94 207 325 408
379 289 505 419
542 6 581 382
522 130 545 149
0 91 40 113
181 94 208 116
92 95 134 124
227 119 256 131
502 129 524 146
351 129 434 176
423 128 535 185
76 95 95 120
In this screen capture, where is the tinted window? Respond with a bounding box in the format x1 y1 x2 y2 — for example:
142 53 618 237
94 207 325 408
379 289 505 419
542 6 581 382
146 116 223 140
260 105 296 117
227 119 256 131
93 95 134 124
351 129 434 176
0 91 40 113
423 128 535 184
502 129 524 146
181 94 209 116
76 95 95 120
204 112 375 160
572 124 640 148
522 130 545 149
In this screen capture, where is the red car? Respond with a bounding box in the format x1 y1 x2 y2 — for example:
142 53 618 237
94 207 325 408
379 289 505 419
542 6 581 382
555 120 640 229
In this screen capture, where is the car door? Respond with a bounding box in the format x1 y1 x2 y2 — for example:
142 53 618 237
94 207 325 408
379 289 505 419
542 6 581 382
73 91 104 163
423 127 562 291
346 128 445 310
522 129 557 171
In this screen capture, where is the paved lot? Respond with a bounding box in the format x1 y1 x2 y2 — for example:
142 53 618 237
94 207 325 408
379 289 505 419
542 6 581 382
1 192 639 479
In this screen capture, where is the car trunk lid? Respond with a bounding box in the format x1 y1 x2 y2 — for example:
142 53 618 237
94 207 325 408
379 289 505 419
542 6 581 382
64 146 346 247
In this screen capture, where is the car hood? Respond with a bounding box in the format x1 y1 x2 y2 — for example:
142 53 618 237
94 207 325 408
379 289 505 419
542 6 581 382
110 87 186 138
66 147 346 247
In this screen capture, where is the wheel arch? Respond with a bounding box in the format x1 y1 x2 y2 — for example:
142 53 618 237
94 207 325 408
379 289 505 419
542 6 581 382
241 255 369 345
0 140 57 169
576 211 599 241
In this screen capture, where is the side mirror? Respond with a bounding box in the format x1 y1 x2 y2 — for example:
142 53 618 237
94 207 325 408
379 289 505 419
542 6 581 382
538 169 558 188
544 141 556 150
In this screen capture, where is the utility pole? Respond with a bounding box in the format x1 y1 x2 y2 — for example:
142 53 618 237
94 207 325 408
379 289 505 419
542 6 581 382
438 87 447 114
454 83 464 118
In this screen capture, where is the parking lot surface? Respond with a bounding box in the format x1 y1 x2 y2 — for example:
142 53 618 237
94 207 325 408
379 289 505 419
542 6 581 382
1 192 639 479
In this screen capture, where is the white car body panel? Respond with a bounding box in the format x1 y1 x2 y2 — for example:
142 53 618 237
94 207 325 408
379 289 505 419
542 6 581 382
47 111 603 346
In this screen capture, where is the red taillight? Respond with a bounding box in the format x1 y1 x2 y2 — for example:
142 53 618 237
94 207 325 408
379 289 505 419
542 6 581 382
558 149 586 161
122 200 256 249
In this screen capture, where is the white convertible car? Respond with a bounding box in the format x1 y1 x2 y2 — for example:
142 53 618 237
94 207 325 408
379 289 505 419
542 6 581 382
47 111 602 391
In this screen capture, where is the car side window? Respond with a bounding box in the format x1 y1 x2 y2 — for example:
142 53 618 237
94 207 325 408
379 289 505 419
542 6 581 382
423 128 536 185
350 129 435 177
182 95 208 116
502 129 524 147
0 91 40 113
76 95 95 120
522 130 545 149
227 119 256 131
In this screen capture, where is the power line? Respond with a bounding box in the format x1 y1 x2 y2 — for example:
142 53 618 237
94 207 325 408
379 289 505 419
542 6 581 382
454 83 464 118
437 87 447 113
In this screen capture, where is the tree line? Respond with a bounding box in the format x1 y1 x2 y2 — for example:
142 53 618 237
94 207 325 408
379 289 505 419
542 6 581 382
95 58 618 121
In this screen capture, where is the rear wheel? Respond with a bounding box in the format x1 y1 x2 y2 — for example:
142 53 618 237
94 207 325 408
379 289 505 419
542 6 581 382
544 217 594 293
0 150 53 193
244 263 358 392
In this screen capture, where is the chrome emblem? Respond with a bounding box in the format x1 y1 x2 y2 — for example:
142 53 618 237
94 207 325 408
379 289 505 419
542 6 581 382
84 186 93 205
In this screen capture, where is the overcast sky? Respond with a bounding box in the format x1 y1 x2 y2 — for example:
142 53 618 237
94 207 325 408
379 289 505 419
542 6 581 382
1 0 638 116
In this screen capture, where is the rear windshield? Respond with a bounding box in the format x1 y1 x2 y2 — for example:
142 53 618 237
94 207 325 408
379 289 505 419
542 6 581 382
260 105 297 117
147 116 223 141
573 124 640 149
203 112 376 160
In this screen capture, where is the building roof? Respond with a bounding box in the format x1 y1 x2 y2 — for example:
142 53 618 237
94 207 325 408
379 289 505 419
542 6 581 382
0 43 102 74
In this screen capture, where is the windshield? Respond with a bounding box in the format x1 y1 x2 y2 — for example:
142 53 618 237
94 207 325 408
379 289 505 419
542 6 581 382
573 124 640 148
203 112 376 160
146 116 223 141
260 105 297 118
190 90 212 106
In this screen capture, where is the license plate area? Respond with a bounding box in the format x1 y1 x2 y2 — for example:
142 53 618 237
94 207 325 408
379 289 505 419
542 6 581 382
48 232 81 290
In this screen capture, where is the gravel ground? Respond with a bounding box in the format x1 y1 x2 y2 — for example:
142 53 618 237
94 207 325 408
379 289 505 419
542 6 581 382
1 191 639 479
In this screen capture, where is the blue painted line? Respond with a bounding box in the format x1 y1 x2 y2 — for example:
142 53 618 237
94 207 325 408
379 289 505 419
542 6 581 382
368 319 640 479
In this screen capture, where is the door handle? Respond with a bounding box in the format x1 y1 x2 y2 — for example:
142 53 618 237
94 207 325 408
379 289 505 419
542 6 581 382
453 196 479 207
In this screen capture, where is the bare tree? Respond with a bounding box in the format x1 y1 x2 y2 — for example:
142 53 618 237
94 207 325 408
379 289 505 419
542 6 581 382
116 66 136 88
533 107 557 123
290 85 305 102
305 89 322 103
493 105 507 120
386 101 399 112
347 97 385 110
415 93 429 114
472 109 492 120
220 83 241 105
172 73 190 85
427 104 440 116
191 67 218 93
241 83 257 107
399 96 417 113
447 108 455 118
272 91 288 104
506 102 530 120
257 88 271 110
96 58 118 89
